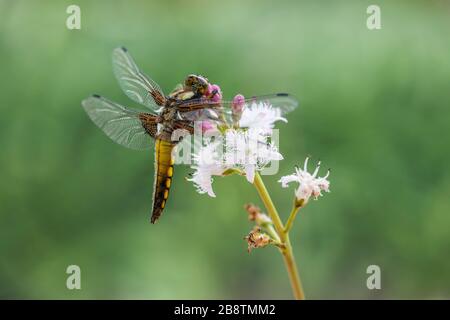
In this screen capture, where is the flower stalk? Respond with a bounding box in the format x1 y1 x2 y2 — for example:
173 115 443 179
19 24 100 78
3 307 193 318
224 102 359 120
253 172 305 300
253 173 286 240
284 199 303 234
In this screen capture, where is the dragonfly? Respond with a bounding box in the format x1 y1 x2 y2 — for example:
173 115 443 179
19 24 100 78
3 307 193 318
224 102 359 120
82 47 298 223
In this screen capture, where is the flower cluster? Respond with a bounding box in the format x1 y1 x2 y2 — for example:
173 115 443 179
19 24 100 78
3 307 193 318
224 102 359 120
188 94 286 196
224 128 283 183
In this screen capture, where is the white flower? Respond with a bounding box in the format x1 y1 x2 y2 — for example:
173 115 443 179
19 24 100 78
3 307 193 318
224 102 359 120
239 102 287 133
188 142 227 197
279 157 330 205
224 129 283 183
188 127 284 196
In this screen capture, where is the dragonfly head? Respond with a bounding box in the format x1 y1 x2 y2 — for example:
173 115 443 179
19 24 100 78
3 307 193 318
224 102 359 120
184 74 210 96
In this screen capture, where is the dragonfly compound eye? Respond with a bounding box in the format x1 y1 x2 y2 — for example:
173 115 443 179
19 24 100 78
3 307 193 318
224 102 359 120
184 75 197 87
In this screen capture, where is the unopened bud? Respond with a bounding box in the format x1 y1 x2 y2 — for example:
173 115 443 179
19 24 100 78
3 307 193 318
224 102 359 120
245 203 272 226
231 94 245 124
208 84 222 102
232 94 245 113
245 203 261 221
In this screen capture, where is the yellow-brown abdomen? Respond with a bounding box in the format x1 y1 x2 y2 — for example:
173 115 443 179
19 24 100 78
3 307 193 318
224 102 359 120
151 139 175 223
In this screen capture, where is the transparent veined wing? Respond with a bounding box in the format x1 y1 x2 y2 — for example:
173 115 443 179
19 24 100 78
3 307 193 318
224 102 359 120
112 47 166 111
176 93 299 123
82 94 156 150
242 93 299 115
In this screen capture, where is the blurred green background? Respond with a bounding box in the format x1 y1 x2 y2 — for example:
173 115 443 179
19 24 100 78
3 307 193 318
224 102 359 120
1 0 449 299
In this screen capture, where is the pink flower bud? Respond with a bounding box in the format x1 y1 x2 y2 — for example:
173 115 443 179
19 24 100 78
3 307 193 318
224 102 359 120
232 94 245 113
209 84 222 103
204 84 212 97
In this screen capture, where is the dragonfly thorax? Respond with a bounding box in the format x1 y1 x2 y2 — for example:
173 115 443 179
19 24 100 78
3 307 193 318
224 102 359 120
160 106 177 122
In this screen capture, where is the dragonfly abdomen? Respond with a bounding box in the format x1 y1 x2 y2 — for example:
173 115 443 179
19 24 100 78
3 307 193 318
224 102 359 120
151 138 175 223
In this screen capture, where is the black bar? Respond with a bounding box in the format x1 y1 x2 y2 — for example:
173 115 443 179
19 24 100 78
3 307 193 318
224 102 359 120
0 300 448 319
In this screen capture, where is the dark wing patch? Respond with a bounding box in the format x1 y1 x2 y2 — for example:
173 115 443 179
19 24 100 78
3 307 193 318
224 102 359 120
139 113 159 138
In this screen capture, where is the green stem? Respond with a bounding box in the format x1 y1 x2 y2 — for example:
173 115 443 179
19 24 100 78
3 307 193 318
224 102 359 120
284 205 300 234
253 173 286 241
263 223 281 243
281 237 304 300
253 172 305 300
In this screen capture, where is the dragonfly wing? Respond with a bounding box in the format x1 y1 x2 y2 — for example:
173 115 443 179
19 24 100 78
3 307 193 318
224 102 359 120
112 47 166 111
82 94 155 150
177 108 221 122
176 93 298 123
244 93 299 115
